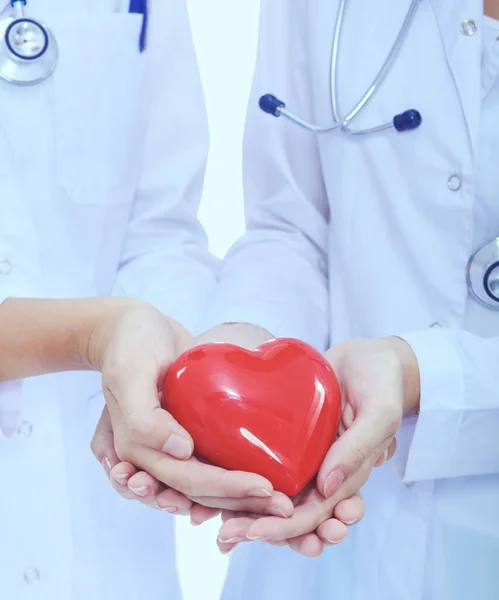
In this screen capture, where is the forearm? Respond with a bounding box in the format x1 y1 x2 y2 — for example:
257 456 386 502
0 297 136 382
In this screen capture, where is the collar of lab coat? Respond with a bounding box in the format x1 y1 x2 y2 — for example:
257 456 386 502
429 0 483 165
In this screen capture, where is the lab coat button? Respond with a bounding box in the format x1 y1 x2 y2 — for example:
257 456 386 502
460 20 478 36
447 174 462 191
17 421 33 438
0 259 12 275
24 567 40 584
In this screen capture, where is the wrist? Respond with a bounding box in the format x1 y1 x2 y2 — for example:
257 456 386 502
391 336 421 414
79 297 147 371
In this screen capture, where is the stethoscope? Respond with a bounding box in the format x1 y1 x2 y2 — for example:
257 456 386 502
0 0 148 86
259 0 499 311
0 0 57 85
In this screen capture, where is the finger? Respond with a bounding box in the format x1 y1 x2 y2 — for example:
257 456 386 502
317 418 396 499
112 468 194 514
155 488 193 515
90 407 120 474
110 462 140 499
333 493 365 526
221 510 239 523
185 491 294 518
218 517 258 543
387 437 397 460
217 539 238 555
288 533 324 558
374 449 389 468
127 471 163 499
130 447 274 499
266 540 288 547
245 489 335 542
104 371 194 460
316 519 349 545
190 505 222 525
374 436 398 467
110 461 138 487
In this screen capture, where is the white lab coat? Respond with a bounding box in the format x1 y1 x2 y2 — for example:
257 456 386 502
202 0 499 598
0 1 217 598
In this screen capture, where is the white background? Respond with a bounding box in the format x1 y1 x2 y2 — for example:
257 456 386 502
176 2 261 599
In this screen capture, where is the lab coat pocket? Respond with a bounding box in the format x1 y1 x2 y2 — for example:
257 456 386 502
52 13 146 204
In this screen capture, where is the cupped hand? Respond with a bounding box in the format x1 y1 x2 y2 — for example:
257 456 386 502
316 337 419 500
89 303 276 504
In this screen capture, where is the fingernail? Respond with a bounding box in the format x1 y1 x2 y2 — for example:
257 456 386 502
220 547 235 555
248 488 272 498
156 500 178 515
344 518 359 526
190 519 201 526
218 536 244 543
102 457 112 475
271 506 290 518
324 470 345 498
112 473 130 485
383 449 389 462
162 434 193 459
158 506 178 514
129 485 149 497
246 534 267 541
325 539 342 545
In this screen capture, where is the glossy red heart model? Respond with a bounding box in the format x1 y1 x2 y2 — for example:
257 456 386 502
162 338 341 496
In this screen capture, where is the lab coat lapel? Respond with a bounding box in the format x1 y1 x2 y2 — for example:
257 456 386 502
429 0 482 164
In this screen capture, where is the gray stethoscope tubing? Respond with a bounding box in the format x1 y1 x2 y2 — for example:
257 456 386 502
330 0 422 135
259 0 423 136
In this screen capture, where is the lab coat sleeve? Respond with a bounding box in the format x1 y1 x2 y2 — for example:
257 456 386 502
111 0 218 334
199 0 330 350
392 328 499 482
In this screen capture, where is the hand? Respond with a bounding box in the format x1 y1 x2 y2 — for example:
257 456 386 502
89 303 277 502
93 408 294 518
215 484 366 558
317 337 420 500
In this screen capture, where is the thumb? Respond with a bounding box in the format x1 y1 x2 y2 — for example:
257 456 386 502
104 367 194 460
317 410 396 499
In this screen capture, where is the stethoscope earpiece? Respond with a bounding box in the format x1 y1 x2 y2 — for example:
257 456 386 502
393 109 422 132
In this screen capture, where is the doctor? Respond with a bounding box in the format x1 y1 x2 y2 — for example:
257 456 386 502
194 0 498 598
0 0 260 597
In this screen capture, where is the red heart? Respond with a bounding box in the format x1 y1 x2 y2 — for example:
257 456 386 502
163 338 341 496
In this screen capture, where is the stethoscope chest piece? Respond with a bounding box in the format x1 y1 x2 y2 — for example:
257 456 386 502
467 237 499 309
0 16 57 85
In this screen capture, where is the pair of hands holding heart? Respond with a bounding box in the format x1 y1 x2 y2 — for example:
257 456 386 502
89 310 420 558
